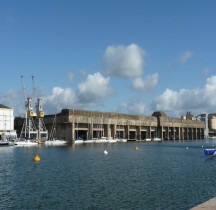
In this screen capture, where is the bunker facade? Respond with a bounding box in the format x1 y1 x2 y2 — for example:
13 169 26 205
42 109 204 143
15 109 205 143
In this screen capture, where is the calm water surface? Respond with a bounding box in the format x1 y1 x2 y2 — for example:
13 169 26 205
1 140 216 210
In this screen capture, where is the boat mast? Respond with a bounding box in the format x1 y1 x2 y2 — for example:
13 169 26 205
21 75 27 137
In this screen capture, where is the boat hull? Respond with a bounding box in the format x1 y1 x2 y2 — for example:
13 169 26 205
44 140 67 146
0 141 9 146
15 140 38 146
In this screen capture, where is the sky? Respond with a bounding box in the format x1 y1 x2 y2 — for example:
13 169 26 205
0 0 216 118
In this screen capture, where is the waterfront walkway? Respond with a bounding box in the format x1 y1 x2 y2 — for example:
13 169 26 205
191 197 216 209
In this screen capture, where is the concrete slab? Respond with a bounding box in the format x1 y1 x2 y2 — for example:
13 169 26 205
191 197 216 209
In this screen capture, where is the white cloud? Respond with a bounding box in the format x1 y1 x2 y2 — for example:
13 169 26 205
132 73 158 92
77 72 111 104
1 73 112 116
153 75 216 115
42 87 77 114
103 43 146 77
179 51 193 64
116 100 147 115
0 89 24 116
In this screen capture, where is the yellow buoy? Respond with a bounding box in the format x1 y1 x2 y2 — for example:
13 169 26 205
134 146 139 150
33 155 40 162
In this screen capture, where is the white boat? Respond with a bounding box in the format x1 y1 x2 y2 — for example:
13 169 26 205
209 136 216 139
153 137 161 141
74 139 84 144
94 138 107 143
83 139 96 143
145 138 151 142
108 139 117 143
45 115 67 146
0 140 9 146
0 138 16 146
44 139 67 146
15 139 38 146
116 138 127 143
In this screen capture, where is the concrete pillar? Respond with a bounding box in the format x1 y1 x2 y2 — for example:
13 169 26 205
90 122 93 139
72 122 75 143
173 127 176 140
126 125 129 139
168 127 170 140
138 126 141 140
123 125 125 139
161 126 163 140
149 126 151 139
181 127 183 140
113 124 116 139
106 124 110 139
179 127 181 140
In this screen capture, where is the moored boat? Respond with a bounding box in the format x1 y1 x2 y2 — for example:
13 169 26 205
83 139 96 143
116 138 127 143
44 139 67 146
74 139 84 144
15 139 38 146
0 140 9 146
204 148 216 156
153 137 161 141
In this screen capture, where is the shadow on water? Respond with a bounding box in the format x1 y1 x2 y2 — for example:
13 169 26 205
204 155 216 161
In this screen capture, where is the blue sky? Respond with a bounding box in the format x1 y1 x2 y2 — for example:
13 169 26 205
0 0 216 117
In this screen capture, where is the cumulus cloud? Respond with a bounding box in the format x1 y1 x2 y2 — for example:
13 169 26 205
42 87 77 114
103 43 146 77
132 73 158 92
116 100 147 115
77 72 111 104
153 75 216 115
1 72 112 116
179 51 193 64
0 89 24 116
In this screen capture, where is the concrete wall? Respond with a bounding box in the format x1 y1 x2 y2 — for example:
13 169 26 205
43 109 205 143
15 109 205 143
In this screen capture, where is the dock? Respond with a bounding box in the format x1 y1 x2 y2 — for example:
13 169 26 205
191 197 216 209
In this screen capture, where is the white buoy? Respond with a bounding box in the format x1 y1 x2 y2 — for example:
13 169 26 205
103 149 108 155
186 147 189 149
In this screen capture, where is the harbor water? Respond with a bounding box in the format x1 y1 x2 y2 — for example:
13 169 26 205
1 140 216 209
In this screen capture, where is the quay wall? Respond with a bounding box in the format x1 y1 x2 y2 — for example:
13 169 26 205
14 109 205 143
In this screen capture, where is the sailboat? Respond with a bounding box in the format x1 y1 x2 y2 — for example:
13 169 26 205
44 115 67 146
0 125 17 146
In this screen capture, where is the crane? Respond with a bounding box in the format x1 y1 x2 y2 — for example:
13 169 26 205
31 75 48 141
31 75 44 118
20 75 37 139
